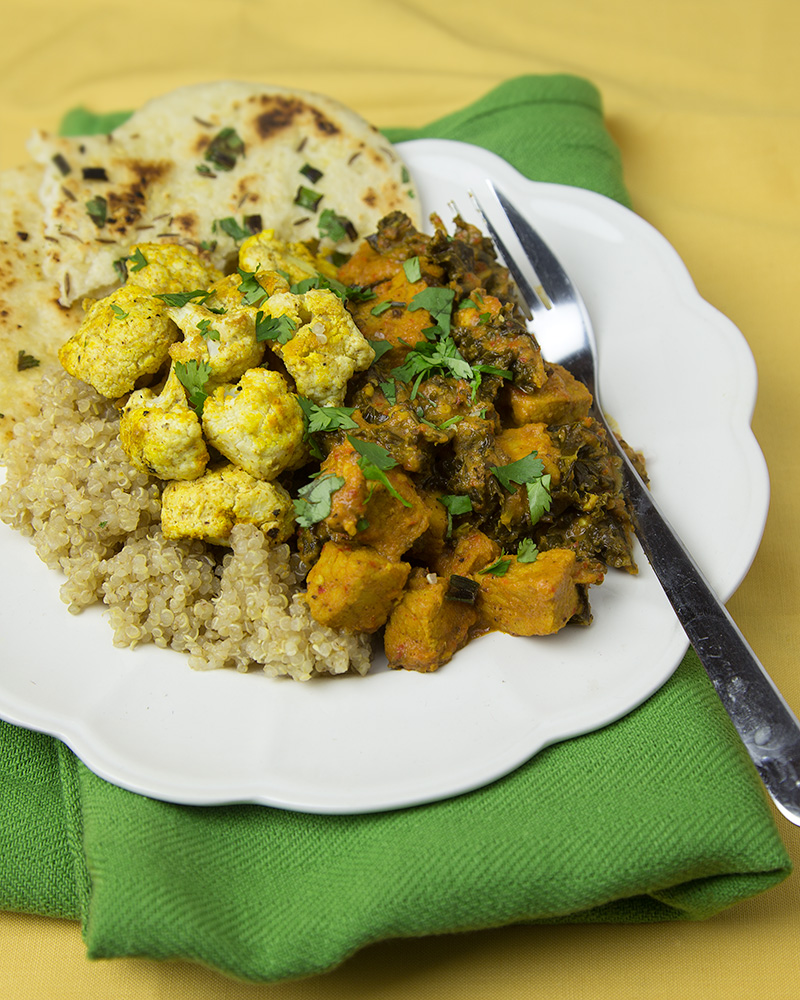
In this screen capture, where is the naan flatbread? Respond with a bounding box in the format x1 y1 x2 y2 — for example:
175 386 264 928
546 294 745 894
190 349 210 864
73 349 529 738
0 163 83 454
27 80 420 306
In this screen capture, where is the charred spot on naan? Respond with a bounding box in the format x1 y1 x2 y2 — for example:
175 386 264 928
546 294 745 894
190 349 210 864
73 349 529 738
252 94 342 139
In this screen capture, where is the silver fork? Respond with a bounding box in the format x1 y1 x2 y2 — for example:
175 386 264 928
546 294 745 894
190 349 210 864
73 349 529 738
474 179 800 826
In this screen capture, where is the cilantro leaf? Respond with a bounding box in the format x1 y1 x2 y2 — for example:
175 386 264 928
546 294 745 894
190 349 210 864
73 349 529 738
318 208 356 243
407 286 456 335
297 398 358 435
368 339 394 364
214 216 251 241
255 312 296 344
380 379 397 405
289 272 374 303
490 452 545 491
197 318 220 341
154 289 213 308
517 538 539 563
237 266 269 307
438 494 473 536
391 335 472 395
110 303 129 319
346 435 412 508
479 557 513 577
293 475 345 528
128 247 148 272
402 256 422 283
174 359 212 413
526 474 552 525
490 452 552 526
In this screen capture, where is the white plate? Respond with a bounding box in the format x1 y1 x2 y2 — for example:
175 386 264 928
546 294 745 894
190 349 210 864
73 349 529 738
0 139 769 814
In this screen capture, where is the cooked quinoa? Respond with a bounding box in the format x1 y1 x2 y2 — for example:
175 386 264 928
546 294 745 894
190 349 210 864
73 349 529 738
0 369 372 680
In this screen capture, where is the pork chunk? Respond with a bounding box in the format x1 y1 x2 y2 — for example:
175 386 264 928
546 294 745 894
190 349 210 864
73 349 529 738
305 542 410 633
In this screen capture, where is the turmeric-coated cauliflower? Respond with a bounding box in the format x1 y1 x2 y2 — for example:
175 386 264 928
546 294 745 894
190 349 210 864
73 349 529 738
161 463 295 546
59 284 178 398
124 243 223 294
201 368 306 481
119 365 209 480
259 288 374 406
168 273 265 386
238 230 337 285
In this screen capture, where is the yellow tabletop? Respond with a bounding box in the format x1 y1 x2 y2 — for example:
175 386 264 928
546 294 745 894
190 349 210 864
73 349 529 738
2 1 800 997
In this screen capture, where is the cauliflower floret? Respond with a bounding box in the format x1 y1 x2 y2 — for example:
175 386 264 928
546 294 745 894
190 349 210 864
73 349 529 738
59 284 178 397
238 229 337 284
161 463 295 546
124 243 223 294
168 273 265 386
202 368 306 481
119 365 209 480
259 288 375 406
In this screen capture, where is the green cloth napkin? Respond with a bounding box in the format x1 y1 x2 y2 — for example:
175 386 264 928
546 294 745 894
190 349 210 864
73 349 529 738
0 74 791 983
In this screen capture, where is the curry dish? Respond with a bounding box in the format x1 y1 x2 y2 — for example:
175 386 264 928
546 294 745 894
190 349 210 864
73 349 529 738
2 208 641 677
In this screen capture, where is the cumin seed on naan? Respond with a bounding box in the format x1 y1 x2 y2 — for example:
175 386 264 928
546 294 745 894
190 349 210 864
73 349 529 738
27 80 420 307
0 163 83 454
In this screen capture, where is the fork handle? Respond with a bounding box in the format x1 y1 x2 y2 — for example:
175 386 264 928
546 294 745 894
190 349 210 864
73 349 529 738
613 443 800 824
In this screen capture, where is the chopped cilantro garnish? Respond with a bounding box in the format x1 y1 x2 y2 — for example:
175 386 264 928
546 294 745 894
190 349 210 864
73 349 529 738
204 127 245 172
368 340 394 364
380 379 397 405
318 208 356 243
490 452 545 491
197 318 220 341
346 435 412 507
517 538 539 563
438 494 473 536
297 398 358 435
128 247 148 272
214 216 251 241
154 289 213 308
407 286 456 335
174 359 212 413
490 452 552 525
391 335 472 396
85 195 107 227
255 312 296 344
479 557 513 577
402 256 422 283
237 266 269 307
289 272 374 303
293 475 345 528
110 303 129 319
370 300 393 317
526 474 552 525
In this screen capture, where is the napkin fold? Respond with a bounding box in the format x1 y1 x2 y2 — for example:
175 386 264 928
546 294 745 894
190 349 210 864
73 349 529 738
0 74 791 983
